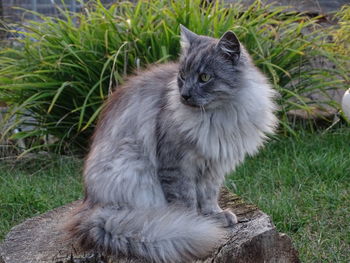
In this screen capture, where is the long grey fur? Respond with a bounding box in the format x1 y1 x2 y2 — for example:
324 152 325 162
66 25 278 263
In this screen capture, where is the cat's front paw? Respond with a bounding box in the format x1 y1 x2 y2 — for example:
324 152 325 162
213 209 238 228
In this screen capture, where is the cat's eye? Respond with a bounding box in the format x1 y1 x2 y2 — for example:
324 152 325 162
199 73 211 83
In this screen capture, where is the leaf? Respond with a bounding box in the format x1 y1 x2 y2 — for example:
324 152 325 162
48 81 73 113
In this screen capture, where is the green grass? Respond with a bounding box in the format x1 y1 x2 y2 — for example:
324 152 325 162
1 130 349 262
0 156 83 238
229 128 350 262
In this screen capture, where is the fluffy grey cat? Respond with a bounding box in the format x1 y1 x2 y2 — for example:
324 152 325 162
66 25 277 262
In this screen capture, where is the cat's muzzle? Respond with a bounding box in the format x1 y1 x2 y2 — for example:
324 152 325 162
180 96 201 108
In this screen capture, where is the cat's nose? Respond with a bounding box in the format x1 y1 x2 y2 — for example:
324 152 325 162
181 93 191 101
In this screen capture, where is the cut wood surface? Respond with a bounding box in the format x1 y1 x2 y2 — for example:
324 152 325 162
0 188 300 263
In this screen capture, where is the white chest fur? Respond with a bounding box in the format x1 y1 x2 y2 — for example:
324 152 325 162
167 74 277 175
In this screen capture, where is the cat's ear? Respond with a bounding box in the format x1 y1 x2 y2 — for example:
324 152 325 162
216 31 240 62
180 25 198 53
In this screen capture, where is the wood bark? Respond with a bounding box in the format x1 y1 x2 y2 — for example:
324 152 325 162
0 188 300 263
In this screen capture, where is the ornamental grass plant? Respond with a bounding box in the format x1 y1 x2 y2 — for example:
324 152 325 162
0 0 348 153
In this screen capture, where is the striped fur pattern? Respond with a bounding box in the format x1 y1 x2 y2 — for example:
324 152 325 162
66 25 278 262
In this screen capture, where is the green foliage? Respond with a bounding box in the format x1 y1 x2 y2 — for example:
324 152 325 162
331 5 350 57
0 0 348 153
0 155 83 240
229 128 350 262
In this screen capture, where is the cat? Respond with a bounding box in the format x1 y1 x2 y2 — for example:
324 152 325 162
66 25 278 263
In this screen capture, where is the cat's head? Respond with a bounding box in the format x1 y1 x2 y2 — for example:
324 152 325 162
177 25 246 109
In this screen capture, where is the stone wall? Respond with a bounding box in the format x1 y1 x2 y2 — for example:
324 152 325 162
226 0 349 14
2 0 114 21
2 0 349 22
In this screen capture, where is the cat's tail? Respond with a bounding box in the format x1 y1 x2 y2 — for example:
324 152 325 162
66 202 226 263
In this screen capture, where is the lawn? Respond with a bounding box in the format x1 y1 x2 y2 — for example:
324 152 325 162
230 128 350 262
0 129 349 262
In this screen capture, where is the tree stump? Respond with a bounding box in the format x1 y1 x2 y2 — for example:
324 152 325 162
0 188 300 263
